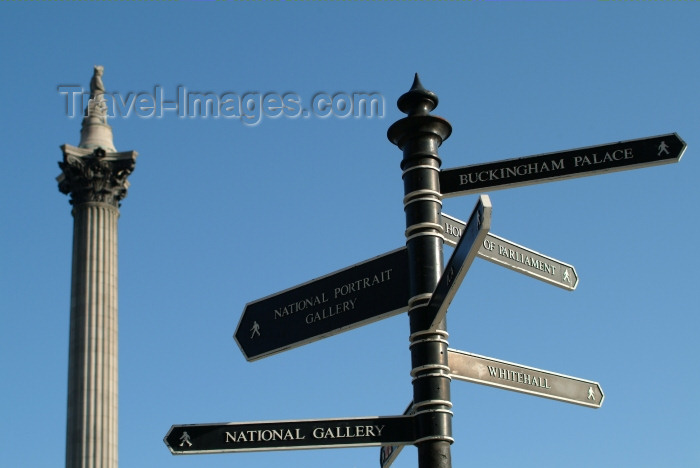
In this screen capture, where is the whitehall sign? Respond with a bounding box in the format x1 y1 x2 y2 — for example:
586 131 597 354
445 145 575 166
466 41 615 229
447 349 604 409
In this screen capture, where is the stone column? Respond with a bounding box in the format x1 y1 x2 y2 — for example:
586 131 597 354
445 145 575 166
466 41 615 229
58 66 137 468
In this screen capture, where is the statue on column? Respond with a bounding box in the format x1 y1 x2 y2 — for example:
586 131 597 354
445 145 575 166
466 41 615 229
90 65 105 96
86 65 107 123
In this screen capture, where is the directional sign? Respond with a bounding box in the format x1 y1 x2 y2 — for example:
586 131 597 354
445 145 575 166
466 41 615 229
235 247 410 361
441 213 578 290
379 402 415 468
424 195 491 330
447 349 604 408
164 415 416 455
440 133 686 197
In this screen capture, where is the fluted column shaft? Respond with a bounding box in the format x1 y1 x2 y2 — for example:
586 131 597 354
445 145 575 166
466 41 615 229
65 201 120 468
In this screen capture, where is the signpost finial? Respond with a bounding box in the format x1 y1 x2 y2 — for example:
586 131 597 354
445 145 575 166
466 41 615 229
397 73 439 116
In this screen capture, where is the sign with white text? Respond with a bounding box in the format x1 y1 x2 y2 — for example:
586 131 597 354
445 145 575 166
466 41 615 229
235 248 410 361
448 349 604 408
425 195 491 330
379 401 415 468
440 133 686 197
441 213 579 290
164 415 416 455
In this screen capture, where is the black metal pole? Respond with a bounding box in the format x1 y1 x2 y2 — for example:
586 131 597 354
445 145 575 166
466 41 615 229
388 75 453 468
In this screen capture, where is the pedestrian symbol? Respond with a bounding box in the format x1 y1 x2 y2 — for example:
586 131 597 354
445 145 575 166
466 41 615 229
250 321 261 339
658 141 670 156
179 431 193 447
562 269 571 284
587 386 595 401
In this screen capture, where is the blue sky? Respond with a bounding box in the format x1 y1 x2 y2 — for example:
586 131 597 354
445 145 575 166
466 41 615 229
2 2 699 467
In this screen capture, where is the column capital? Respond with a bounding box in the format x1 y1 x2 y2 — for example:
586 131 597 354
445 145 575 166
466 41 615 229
58 144 137 207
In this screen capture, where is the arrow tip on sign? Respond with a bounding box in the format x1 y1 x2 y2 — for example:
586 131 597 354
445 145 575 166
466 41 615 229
477 194 492 231
596 383 605 408
673 132 687 162
163 426 176 454
232 327 253 362
568 266 580 291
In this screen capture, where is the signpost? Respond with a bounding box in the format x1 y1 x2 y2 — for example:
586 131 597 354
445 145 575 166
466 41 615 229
441 213 579 291
440 133 686 197
447 349 604 409
424 196 491 331
234 247 410 361
164 415 416 455
163 77 684 468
